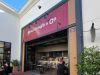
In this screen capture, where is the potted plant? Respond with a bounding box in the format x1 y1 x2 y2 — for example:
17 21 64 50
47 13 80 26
11 59 19 72
77 46 100 75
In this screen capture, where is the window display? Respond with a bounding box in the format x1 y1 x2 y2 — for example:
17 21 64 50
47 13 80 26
0 41 11 65
0 48 3 53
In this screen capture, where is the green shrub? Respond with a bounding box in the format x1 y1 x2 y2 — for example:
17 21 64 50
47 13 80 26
77 46 100 75
11 59 19 66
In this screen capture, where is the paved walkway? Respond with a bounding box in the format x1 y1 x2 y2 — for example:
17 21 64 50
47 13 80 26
9 71 40 75
9 69 56 75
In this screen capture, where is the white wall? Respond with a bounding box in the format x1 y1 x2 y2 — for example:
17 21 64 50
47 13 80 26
82 0 100 47
0 11 20 60
20 0 62 28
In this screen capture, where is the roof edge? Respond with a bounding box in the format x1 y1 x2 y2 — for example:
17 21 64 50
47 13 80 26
0 2 19 18
18 0 40 18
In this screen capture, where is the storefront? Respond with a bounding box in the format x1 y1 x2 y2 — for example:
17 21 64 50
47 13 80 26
21 0 79 75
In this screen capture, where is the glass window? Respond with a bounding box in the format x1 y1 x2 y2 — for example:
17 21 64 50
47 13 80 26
3 0 28 12
5 42 11 48
0 41 11 65
0 54 3 60
0 42 4 47
0 48 3 53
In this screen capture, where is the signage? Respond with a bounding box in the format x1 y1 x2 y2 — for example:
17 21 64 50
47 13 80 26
22 2 68 42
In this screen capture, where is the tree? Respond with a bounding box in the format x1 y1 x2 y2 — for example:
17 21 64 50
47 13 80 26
77 46 100 75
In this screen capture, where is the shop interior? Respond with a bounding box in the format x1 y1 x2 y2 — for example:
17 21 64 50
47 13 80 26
24 29 69 74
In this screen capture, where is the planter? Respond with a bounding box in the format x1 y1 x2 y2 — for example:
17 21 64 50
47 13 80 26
13 66 18 72
11 59 19 72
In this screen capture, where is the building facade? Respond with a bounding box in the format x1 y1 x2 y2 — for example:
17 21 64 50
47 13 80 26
0 0 100 75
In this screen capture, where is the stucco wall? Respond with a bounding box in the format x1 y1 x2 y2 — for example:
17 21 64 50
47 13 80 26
0 11 20 60
82 0 100 47
20 0 62 28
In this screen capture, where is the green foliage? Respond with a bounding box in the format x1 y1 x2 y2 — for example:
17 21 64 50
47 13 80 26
77 46 100 75
11 59 19 66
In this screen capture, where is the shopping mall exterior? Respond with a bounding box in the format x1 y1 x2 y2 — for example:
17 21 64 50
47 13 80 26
21 0 82 75
0 0 100 75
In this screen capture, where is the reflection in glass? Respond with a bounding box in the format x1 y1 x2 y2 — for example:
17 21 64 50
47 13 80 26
0 48 3 53
5 42 11 48
0 42 4 47
0 54 3 60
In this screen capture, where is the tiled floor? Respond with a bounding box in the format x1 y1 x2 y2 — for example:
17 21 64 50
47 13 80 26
9 69 57 75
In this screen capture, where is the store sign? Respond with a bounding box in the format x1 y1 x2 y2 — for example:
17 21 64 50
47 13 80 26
28 17 57 35
22 2 68 42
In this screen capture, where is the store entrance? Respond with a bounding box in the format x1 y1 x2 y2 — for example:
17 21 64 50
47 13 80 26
24 29 69 74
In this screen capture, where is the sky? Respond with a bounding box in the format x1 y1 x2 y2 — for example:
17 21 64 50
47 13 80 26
3 0 28 12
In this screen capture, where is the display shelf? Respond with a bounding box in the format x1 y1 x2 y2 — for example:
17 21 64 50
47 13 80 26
0 41 11 65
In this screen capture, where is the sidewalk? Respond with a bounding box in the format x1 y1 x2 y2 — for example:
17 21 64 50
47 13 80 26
9 69 56 75
9 71 40 75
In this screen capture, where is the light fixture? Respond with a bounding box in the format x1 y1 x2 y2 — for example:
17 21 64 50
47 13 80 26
38 5 41 9
90 22 96 42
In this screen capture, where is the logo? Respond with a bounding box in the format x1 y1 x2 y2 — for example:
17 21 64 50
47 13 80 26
28 17 57 35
